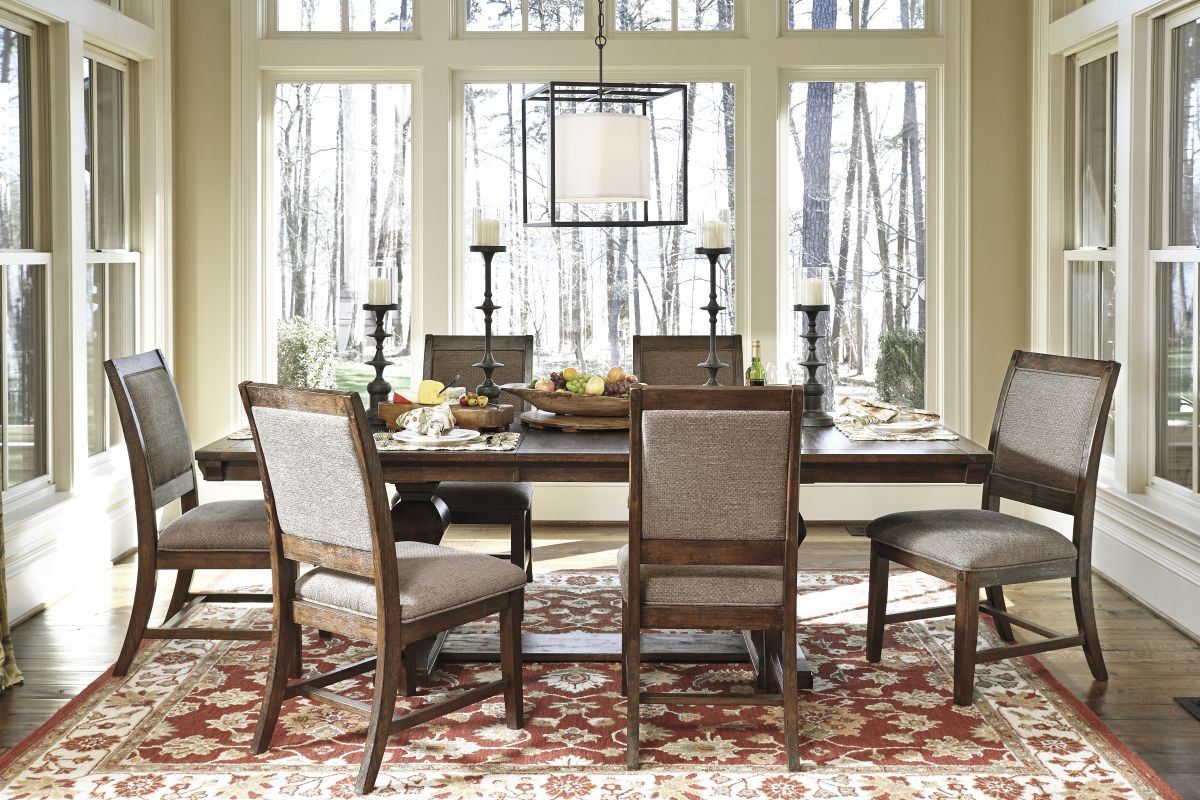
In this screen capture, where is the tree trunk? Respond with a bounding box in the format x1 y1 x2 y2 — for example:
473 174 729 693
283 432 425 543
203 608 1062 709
859 83 895 334
833 83 863 371
801 0 837 292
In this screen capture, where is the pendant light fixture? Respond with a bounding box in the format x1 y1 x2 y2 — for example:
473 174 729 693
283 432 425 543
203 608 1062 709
521 0 688 228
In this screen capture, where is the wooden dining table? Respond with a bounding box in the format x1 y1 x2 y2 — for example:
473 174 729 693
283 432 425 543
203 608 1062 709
196 422 993 691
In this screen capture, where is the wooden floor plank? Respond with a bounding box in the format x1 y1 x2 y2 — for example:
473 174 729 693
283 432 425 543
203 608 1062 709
0 524 1195 798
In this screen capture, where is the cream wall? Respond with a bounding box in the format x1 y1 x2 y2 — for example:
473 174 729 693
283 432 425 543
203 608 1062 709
970 0 1031 444
173 0 235 446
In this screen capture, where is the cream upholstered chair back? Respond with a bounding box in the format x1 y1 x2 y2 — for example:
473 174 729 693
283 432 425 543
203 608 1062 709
985 351 1120 529
105 350 198 512
240 384 393 572
633 335 744 388
639 406 793 542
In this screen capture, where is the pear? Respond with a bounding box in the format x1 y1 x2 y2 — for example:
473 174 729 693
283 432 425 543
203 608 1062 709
585 375 605 396
606 366 625 383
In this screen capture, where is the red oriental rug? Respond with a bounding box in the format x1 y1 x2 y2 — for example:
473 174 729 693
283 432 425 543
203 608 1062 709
0 570 1180 799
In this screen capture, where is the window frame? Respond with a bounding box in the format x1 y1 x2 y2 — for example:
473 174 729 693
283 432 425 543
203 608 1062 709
779 0 938 36
268 0 420 37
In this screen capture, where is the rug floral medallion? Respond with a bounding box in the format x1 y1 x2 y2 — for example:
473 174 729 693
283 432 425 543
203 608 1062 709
0 570 1177 799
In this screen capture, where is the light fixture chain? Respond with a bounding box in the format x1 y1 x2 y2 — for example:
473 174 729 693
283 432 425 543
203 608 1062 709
595 0 607 91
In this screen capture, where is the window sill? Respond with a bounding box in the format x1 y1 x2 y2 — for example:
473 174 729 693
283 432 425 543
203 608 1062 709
1095 480 1200 567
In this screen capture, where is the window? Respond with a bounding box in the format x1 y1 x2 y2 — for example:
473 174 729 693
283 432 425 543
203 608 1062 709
462 80 735 375
786 0 924 31
785 79 927 406
0 20 48 494
1154 11 1200 492
466 0 585 32
1067 45 1117 455
276 0 414 32
616 0 734 32
84 53 137 457
272 82 413 396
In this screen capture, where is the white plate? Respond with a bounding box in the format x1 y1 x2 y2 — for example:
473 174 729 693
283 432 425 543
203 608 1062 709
393 428 481 446
869 421 939 435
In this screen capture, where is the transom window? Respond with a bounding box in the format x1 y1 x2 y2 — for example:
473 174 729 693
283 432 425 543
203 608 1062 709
786 0 925 31
465 0 585 32
616 0 734 32
276 0 414 33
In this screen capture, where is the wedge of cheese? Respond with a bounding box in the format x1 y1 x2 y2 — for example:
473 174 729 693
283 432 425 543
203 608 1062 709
417 379 446 405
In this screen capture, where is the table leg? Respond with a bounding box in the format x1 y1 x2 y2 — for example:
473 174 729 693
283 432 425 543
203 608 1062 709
391 482 451 546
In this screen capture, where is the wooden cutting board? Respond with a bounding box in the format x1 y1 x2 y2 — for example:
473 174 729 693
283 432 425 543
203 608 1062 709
380 402 516 432
520 410 630 433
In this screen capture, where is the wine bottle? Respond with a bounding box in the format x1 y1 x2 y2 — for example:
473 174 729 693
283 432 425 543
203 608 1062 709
746 339 766 386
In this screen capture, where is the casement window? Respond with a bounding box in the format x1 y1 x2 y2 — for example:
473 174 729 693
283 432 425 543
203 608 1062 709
271 81 413 395
84 52 138 457
0 18 50 496
1066 43 1117 456
275 0 415 33
785 0 924 31
785 78 928 406
460 80 736 375
616 0 734 32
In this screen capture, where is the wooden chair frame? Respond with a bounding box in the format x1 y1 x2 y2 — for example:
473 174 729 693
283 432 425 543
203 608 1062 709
240 382 523 795
424 334 535 580
105 350 272 677
622 386 804 771
632 335 744 387
865 351 1121 705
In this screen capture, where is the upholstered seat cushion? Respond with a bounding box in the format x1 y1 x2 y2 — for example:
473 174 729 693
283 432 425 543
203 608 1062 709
435 481 533 514
865 509 1078 572
616 545 784 607
157 500 271 552
295 542 528 620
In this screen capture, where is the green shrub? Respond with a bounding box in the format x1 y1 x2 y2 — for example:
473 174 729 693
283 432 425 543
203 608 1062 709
277 317 337 389
876 328 925 407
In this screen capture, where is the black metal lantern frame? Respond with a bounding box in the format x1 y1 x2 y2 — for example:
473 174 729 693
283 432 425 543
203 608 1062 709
520 80 689 228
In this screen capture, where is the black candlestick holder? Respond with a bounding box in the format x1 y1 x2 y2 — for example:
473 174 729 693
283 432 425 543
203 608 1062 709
470 245 506 403
363 303 398 431
696 247 733 387
794 304 835 427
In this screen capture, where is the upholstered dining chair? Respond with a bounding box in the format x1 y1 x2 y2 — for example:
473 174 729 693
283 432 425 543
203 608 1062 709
240 382 526 795
864 350 1120 706
105 350 273 677
424 334 535 580
632 335 744 387
621 385 804 770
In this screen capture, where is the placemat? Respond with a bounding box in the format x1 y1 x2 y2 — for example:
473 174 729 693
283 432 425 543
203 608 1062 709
227 428 253 441
373 431 522 452
834 417 959 442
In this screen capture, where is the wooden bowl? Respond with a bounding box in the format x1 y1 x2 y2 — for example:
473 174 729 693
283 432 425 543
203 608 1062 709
501 383 636 417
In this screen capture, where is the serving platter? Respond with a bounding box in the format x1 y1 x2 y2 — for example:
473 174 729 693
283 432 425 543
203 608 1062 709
501 383 637 417
393 429 482 447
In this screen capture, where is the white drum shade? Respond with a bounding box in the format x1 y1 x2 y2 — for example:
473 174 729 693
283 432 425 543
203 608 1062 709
553 112 651 204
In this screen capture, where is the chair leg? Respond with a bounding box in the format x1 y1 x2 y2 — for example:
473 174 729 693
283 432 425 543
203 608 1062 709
251 616 299 754
865 542 889 663
984 585 1016 642
1072 570 1109 682
114 556 158 677
753 630 770 692
165 569 193 621
625 610 640 770
783 622 800 771
355 635 403 795
620 600 628 695
509 512 530 581
953 575 980 706
499 590 525 729
290 627 304 679
524 511 534 583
